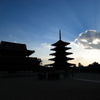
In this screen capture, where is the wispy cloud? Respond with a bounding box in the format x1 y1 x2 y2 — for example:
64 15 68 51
9 35 12 37
14 41 17 43
41 42 51 48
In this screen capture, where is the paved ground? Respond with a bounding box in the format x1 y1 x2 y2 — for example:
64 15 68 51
73 72 100 81
0 73 100 100
74 78 100 83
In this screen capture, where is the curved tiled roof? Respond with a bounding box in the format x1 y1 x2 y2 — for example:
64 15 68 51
51 40 70 46
0 41 35 56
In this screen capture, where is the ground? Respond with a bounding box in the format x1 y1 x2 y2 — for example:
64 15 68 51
0 73 100 100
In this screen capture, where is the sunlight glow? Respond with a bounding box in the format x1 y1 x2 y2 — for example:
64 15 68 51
92 39 100 44
69 41 100 66
81 39 87 42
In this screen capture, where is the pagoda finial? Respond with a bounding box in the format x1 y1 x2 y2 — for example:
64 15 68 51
59 30 61 40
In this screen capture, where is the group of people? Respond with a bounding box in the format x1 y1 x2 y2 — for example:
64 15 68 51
37 70 74 80
37 71 60 80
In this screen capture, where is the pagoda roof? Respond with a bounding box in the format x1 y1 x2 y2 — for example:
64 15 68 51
51 47 71 51
50 62 75 66
49 63 75 68
0 41 35 56
49 57 74 61
51 40 70 46
50 52 73 56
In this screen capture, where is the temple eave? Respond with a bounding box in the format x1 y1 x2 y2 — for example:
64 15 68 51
0 49 35 56
25 50 35 56
51 40 70 46
50 52 73 56
51 47 71 51
49 58 74 61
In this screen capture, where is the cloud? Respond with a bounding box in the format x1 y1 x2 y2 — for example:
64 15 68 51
70 42 79 47
14 41 17 43
41 42 51 48
75 30 100 49
9 35 12 37
69 42 100 66
69 30 100 66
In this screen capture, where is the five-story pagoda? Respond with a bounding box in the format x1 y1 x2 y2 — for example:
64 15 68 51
49 30 74 70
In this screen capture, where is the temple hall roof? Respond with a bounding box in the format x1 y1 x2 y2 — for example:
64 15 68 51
0 41 35 56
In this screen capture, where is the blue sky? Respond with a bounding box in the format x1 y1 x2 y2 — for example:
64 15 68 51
1 0 100 66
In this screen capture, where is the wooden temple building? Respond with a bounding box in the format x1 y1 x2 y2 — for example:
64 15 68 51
0 41 42 73
49 30 74 70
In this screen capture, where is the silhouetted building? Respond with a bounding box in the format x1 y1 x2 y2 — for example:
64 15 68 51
49 30 74 70
0 41 42 72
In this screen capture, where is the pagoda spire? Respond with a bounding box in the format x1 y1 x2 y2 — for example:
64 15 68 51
59 30 61 40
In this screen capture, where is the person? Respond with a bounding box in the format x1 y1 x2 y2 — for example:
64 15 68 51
71 70 74 79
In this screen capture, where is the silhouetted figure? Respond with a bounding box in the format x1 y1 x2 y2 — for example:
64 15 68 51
38 72 46 80
47 70 60 80
71 70 74 79
54 72 60 80
48 72 53 80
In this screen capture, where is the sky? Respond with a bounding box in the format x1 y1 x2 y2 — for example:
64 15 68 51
1 0 100 66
